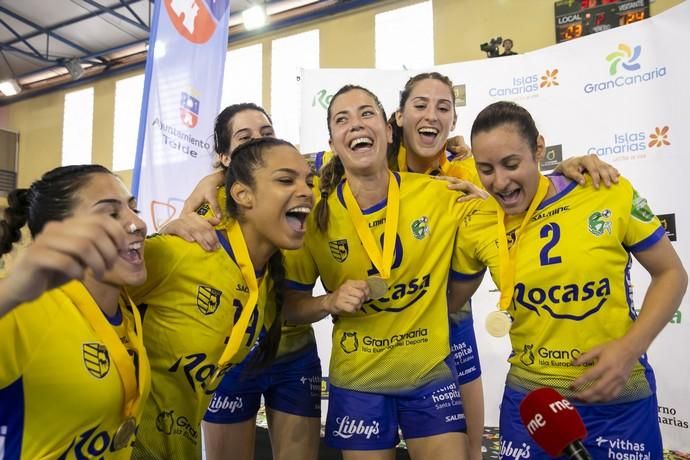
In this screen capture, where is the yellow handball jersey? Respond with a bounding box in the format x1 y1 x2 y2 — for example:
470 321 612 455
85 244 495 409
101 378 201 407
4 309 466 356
452 175 665 402
284 172 481 394
128 231 276 460
0 281 150 459
195 188 316 359
394 145 483 187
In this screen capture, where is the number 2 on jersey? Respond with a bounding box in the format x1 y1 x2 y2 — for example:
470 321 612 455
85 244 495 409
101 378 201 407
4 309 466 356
539 222 562 266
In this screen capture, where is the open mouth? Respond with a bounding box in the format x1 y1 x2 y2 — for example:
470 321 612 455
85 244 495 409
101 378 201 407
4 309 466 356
349 137 374 152
120 241 143 264
417 127 439 145
496 188 521 206
286 206 311 233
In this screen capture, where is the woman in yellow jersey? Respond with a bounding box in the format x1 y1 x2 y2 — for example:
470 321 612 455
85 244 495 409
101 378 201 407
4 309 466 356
129 137 314 460
387 71 621 460
450 101 687 459
281 84 482 460
199 104 322 460
0 164 150 459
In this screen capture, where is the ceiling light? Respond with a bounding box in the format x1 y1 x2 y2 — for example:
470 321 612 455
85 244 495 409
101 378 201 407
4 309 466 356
242 4 267 30
0 79 21 96
65 58 84 80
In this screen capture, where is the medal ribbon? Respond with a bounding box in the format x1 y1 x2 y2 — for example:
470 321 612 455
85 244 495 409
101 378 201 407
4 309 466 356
62 281 144 417
216 221 263 368
397 145 451 175
496 175 551 312
342 171 400 279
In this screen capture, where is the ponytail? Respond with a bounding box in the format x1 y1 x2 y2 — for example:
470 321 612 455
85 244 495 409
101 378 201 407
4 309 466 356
314 155 345 232
387 112 403 171
0 188 30 255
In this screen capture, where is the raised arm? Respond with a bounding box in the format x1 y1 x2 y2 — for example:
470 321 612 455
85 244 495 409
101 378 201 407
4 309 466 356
0 215 127 317
180 170 225 216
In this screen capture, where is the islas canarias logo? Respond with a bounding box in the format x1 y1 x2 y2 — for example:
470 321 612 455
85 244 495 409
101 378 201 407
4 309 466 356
165 0 229 44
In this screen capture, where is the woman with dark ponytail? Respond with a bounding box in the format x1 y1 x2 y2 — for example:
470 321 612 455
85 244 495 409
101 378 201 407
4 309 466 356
0 165 151 459
129 136 314 460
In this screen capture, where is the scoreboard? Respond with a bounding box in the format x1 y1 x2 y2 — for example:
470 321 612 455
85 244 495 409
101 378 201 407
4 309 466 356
555 0 650 43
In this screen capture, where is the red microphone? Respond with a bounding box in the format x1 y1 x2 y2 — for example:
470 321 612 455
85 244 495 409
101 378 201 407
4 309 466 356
518 387 593 459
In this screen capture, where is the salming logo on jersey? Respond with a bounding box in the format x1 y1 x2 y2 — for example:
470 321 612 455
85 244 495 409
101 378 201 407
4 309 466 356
154 410 199 444
196 285 222 315
514 277 610 321
82 343 110 378
329 239 348 262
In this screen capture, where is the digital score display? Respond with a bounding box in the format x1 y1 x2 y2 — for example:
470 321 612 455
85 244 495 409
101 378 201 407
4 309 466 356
555 0 650 43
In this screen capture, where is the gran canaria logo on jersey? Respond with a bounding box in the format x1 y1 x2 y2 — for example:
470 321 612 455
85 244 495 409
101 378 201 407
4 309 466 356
340 331 358 353
329 239 349 262
519 344 535 367
514 277 611 321
631 190 655 222
156 410 175 435
196 285 222 315
588 209 612 236
411 216 430 240
82 342 110 378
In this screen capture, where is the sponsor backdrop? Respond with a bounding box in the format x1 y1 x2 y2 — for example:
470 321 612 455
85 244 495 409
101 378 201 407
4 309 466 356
132 0 230 231
301 1 690 452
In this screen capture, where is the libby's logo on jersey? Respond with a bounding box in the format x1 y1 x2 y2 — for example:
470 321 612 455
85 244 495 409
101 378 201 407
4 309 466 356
411 216 430 240
514 277 611 321
329 239 349 262
82 342 110 378
332 416 380 439
340 332 358 353
588 209 612 236
197 285 222 315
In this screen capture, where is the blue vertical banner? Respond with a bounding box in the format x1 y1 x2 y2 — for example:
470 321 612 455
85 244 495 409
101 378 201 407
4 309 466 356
133 0 230 231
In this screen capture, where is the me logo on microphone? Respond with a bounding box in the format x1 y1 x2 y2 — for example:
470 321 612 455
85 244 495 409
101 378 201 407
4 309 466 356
525 398 574 435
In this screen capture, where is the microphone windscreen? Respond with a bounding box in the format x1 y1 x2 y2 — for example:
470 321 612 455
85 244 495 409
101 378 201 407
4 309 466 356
518 387 587 457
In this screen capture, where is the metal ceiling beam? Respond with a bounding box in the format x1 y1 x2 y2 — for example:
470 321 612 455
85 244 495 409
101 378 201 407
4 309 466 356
119 0 147 28
0 16 45 61
0 0 145 49
0 43 55 63
78 0 149 32
0 5 92 55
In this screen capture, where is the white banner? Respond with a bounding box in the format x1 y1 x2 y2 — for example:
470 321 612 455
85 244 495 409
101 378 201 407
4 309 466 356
302 1 690 451
133 0 229 231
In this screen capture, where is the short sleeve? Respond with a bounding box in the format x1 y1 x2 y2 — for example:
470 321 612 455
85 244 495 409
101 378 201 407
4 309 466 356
283 245 319 291
623 186 665 253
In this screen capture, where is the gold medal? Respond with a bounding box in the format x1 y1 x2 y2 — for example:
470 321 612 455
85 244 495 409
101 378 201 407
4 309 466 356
485 310 512 337
366 276 388 299
112 416 137 450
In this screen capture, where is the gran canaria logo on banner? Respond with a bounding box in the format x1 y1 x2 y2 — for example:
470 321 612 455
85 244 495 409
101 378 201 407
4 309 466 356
83 342 110 379
584 43 668 94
